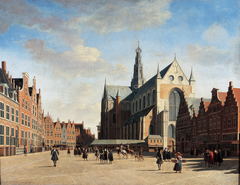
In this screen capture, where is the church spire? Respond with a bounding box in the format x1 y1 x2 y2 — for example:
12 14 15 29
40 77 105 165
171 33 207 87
157 63 161 79
189 67 195 81
103 78 108 99
131 41 145 91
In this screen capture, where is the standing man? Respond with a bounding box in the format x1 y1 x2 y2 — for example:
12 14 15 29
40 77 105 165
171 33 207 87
156 149 163 170
24 145 27 156
51 146 59 167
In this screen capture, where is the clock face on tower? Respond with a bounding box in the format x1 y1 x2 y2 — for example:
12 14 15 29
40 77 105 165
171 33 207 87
134 84 138 89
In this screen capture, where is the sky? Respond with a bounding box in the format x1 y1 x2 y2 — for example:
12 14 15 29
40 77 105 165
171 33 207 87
0 0 239 138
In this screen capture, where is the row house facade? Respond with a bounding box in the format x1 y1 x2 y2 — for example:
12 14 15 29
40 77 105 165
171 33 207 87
176 81 239 155
44 115 76 149
0 61 45 156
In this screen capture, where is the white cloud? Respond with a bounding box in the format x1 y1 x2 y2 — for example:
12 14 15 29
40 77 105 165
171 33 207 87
24 38 130 79
52 0 172 34
201 23 229 44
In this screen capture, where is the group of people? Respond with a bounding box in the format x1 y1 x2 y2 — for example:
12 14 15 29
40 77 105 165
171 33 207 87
70 147 88 160
204 148 223 167
156 148 186 173
95 146 113 164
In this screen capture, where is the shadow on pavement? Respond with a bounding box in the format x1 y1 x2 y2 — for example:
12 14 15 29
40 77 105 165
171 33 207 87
36 166 54 168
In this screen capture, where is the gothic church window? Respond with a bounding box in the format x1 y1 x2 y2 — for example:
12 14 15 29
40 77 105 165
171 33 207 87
139 99 141 111
132 103 134 113
143 96 146 109
149 124 154 135
136 101 138 112
148 93 151 106
113 114 116 124
152 90 156 104
168 124 174 138
169 90 181 121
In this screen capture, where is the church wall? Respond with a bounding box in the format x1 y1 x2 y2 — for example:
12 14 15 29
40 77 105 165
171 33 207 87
160 84 192 99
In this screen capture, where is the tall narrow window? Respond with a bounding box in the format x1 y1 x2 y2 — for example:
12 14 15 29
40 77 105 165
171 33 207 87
6 126 9 145
33 105 34 115
132 103 134 113
113 113 116 124
6 105 9 120
152 90 156 104
0 102 4 118
135 101 138 112
28 116 30 127
22 98 24 107
148 93 151 106
143 96 146 109
25 114 27 126
11 128 15 145
139 99 141 111
25 101 27 110
169 90 181 121
22 113 24 125
16 110 19 123
0 125 4 145
11 108 14 121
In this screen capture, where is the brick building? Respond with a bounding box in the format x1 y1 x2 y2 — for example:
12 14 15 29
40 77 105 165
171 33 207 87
176 81 239 155
0 61 45 156
75 122 95 147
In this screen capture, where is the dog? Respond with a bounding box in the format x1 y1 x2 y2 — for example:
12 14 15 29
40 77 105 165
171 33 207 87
138 155 144 161
134 155 139 161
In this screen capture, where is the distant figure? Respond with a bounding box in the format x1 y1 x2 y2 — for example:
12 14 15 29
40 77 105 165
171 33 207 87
190 148 194 158
82 148 88 161
204 149 210 167
156 149 163 170
163 148 167 160
95 147 99 160
24 145 27 156
104 147 108 163
139 147 142 156
214 149 218 165
227 148 230 158
51 146 59 167
195 148 198 157
78 147 82 156
217 149 223 166
74 147 78 156
108 148 113 164
67 147 70 155
30 145 33 153
167 148 171 161
208 150 214 167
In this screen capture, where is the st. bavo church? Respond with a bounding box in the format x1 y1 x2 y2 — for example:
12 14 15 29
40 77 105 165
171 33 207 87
97 44 195 152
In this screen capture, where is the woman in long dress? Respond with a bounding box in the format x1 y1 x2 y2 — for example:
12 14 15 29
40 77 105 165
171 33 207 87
172 152 186 173
108 148 113 164
82 148 88 161
156 149 163 170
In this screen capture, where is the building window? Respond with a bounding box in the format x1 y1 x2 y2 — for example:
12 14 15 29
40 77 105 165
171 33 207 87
0 125 4 145
33 105 34 115
135 100 138 112
35 107 36 116
139 99 141 110
231 106 234 113
25 114 27 126
224 120 226 129
233 118 236 128
6 126 9 145
132 103 134 113
14 93 17 101
11 108 14 121
22 99 24 107
213 119 216 129
5 87 8 96
217 118 220 129
28 103 30 111
0 102 4 118
34 94 36 102
228 119 232 128
143 96 146 109
213 106 216 112
225 108 228 115
47 125 49 129
16 110 18 123
150 139 152 143
11 128 15 145
25 101 27 110
51 132 53 136
28 116 30 127
6 105 9 120
152 90 156 104
198 121 201 128
169 90 181 121
209 119 212 130
47 140 49 144
51 140 53 144
47 131 49 136
148 93 151 106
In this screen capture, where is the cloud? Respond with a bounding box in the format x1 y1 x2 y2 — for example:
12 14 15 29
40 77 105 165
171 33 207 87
186 44 230 65
24 38 129 79
52 0 172 34
201 23 229 44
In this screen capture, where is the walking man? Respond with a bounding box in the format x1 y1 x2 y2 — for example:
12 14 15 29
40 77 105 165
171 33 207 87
156 148 163 170
51 146 59 167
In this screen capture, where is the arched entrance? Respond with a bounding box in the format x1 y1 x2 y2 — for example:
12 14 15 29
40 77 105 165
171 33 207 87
149 124 154 135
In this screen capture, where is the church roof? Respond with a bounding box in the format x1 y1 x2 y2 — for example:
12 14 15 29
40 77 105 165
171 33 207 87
123 105 154 126
134 62 172 98
107 85 133 101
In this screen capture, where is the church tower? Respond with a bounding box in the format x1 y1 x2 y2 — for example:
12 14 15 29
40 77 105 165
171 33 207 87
131 42 146 92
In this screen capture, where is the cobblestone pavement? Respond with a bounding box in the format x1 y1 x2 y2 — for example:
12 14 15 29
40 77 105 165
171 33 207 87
1 151 239 185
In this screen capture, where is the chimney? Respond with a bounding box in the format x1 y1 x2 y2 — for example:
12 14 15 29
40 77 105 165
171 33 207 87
2 61 6 73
